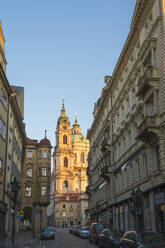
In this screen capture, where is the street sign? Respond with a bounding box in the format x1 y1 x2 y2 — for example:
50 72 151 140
19 215 23 220
19 210 24 215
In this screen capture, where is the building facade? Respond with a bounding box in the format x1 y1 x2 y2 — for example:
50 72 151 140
51 102 89 227
4 85 26 239
87 0 165 234
0 21 10 240
21 133 52 237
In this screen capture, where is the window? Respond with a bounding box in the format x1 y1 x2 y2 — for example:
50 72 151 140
127 98 130 113
69 212 73 217
43 151 47 158
27 168 32 177
151 48 155 67
63 135 67 144
128 131 132 146
123 138 126 153
130 165 133 184
77 204 80 208
42 167 47 176
125 69 128 80
125 169 128 188
70 204 72 208
132 90 136 106
143 153 147 177
130 57 134 69
0 118 6 139
63 204 66 208
63 212 66 217
0 89 7 109
134 125 138 137
64 157 68 167
122 106 125 121
39 151 42 159
149 15 153 30
81 152 85 163
119 143 121 156
41 186 46 196
64 180 68 188
136 159 140 181
116 175 119 192
137 43 140 55
26 187 32 197
27 151 32 159
155 145 160 170
145 23 149 37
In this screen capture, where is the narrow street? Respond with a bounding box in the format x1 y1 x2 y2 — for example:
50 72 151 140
42 228 97 248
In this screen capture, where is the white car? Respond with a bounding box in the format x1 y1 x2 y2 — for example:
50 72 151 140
79 226 89 239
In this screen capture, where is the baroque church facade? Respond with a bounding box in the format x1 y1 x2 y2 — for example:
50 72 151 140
51 102 89 227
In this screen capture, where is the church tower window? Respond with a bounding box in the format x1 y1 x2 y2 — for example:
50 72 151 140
81 152 85 163
63 135 67 144
64 157 68 167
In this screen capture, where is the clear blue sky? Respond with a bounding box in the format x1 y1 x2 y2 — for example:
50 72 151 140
1 0 136 147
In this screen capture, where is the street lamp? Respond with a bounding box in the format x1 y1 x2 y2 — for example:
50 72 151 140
11 176 19 245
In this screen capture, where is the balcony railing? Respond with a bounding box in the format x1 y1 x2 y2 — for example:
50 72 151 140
136 115 161 143
100 138 111 152
101 165 112 180
137 66 159 99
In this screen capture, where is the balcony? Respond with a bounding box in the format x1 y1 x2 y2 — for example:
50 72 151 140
86 186 91 196
101 166 112 180
136 115 161 144
137 66 159 100
36 195 50 206
100 138 111 153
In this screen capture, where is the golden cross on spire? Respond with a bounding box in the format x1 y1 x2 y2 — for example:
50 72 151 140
75 112 78 123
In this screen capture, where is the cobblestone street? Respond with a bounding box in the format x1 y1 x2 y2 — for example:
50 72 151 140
42 228 97 248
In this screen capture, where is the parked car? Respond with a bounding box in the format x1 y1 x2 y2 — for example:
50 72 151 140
40 226 56 240
69 226 76 234
141 232 165 248
98 228 120 248
89 223 105 244
73 225 82 236
120 231 148 248
79 226 89 239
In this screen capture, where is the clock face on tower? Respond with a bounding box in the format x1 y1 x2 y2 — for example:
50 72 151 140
63 126 67 130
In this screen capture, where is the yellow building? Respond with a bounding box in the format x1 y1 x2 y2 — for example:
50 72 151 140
51 102 89 227
0 21 9 241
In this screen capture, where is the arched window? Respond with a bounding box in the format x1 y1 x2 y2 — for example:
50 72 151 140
64 180 68 188
63 135 67 144
81 152 85 163
64 157 68 167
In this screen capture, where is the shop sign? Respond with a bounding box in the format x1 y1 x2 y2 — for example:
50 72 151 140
161 204 165 212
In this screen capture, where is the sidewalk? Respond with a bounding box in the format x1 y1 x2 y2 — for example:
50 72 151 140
0 231 40 248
